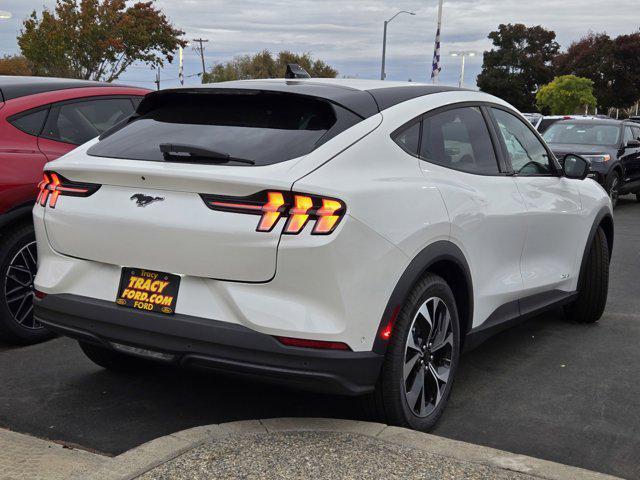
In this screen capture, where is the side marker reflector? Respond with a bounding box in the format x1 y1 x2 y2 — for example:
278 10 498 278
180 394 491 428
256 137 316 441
276 336 351 351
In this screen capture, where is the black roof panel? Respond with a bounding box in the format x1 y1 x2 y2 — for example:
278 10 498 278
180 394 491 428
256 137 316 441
366 85 466 111
0 76 121 101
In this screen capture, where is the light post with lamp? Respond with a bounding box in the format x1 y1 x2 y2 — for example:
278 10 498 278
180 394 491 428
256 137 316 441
450 50 479 87
380 10 415 80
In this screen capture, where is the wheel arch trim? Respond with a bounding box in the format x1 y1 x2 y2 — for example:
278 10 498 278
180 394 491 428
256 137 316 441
578 206 613 288
0 204 34 232
372 240 473 354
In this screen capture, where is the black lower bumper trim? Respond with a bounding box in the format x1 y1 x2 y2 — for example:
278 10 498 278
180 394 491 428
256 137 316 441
34 294 382 396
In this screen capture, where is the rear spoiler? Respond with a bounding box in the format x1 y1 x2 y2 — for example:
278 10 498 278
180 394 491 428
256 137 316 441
136 85 379 119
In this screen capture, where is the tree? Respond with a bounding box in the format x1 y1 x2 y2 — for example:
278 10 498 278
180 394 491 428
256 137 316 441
477 24 559 111
0 55 33 76
610 32 640 108
536 75 596 114
554 33 616 110
203 50 338 83
555 32 640 110
18 0 185 81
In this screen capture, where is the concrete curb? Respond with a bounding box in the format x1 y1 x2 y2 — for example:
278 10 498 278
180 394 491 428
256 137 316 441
75 418 621 480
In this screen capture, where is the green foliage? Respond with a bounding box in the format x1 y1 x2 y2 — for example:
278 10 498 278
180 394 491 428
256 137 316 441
0 55 33 76
477 23 559 111
18 0 186 81
536 75 596 114
202 50 338 83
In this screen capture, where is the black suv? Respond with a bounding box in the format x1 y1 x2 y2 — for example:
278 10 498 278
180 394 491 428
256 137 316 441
542 118 640 207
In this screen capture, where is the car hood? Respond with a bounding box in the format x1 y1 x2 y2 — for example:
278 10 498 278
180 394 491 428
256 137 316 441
547 143 616 156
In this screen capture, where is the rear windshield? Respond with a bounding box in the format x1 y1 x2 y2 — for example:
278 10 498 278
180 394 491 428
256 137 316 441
87 91 361 166
542 122 621 146
536 118 562 133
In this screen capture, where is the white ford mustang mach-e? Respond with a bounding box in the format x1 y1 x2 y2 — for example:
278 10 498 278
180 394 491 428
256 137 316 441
33 77 613 430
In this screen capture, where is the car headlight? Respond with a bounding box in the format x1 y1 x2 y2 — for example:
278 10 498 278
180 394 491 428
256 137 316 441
582 154 611 163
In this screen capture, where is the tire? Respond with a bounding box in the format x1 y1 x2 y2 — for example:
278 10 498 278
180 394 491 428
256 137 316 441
605 171 620 209
564 226 609 324
366 273 461 431
0 223 54 345
79 341 153 373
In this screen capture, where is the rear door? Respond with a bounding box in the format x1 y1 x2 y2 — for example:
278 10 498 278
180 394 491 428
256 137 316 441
490 107 583 294
0 107 49 212
38 97 136 160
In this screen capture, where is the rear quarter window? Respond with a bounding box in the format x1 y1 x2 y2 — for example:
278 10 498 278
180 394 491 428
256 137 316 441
8 107 49 136
88 91 363 166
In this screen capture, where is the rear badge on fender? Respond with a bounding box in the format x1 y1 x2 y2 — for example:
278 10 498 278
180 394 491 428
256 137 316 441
131 193 164 207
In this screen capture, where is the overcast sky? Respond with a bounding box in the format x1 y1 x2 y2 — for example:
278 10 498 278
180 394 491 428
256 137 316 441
1 0 639 89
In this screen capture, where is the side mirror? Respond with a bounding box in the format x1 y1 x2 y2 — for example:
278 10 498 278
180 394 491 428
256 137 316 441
625 139 640 148
563 154 590 180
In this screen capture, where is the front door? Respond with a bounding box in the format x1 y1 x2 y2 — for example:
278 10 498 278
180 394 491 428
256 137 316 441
621 125 640 185
490 107 583 294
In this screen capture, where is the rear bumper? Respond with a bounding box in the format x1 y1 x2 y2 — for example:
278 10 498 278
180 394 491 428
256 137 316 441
33 293 383 396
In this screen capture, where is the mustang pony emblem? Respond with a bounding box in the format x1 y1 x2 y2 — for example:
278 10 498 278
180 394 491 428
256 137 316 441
130 194 164 207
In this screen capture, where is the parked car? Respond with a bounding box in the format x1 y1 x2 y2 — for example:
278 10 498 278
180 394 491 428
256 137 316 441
0 76 149 344
542 118 640 207
33 78 612 431
522 112 542 126
531 115 608 133
628 115 640 125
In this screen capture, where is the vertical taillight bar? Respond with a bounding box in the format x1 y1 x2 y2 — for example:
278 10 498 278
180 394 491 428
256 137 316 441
257 192 286 232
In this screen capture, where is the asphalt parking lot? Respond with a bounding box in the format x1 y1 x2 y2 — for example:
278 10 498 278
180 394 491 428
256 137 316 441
1 197 638 479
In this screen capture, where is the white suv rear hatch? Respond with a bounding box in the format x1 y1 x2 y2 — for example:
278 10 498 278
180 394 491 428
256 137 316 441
40 87 374 282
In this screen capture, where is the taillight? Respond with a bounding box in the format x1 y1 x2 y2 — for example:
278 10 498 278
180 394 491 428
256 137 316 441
201 191 346 235
37 171 100 208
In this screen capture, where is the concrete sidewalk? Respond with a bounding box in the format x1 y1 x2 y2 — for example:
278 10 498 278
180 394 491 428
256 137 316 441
0 419 622 480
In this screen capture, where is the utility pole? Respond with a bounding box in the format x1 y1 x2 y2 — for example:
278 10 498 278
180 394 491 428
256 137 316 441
192 38 209 78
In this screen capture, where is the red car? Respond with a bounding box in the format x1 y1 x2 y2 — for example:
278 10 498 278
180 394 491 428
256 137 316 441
0 76 149 344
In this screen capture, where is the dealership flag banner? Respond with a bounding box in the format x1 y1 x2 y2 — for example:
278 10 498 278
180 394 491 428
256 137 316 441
431 0 443 82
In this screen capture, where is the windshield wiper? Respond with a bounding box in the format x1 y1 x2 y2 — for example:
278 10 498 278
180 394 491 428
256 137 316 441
159 143 255 165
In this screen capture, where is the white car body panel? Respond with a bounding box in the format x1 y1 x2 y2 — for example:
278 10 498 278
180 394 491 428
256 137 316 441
514 176 583 293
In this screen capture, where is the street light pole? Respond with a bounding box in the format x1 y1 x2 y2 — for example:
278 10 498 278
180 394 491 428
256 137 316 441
380 10 415 80
450 50 478 88
380 21 388 81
